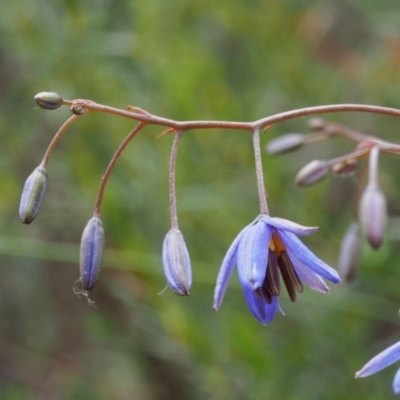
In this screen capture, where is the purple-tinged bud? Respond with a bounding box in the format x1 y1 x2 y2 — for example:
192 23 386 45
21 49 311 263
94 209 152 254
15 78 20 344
266 133 306 155
338 222 362 282
332 159 358 177
295 160 329 187
359 184 387 249
308 118 326 131
79 217 105 291
162 228 192 296
34 92 63 110
19 166 47 224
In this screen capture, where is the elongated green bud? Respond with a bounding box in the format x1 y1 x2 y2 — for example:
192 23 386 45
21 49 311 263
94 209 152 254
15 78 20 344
80 217 105 291
295 160 329 186
266 133 306 155
338 222 362 282
34 92 63 110
359 184 387 249
19 166 47 224
162 229 192 296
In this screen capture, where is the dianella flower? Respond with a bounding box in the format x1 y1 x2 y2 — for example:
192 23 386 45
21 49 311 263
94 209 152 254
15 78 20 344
19 166 47 224
79 216 105 291
162 228 192 296
213 214 341 324
356 340 400 394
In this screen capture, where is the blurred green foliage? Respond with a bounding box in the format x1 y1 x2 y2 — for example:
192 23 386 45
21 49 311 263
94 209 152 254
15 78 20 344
1 0 400 399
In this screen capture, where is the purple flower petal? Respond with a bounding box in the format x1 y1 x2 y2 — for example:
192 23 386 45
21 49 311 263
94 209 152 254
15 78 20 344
393 367 400 394
213 225 248 310
237 218 272 290
266 215 319 236
291 256 330 293
243 288 279 325
280 231 341 284
356 341 400 378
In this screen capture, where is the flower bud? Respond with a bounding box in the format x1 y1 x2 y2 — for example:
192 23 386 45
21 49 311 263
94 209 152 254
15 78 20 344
295 160 329 186
332 159 358 177
162 228 192 296
71 102 87 115
307 118 326 131
80 217 105 291
359 184 387 249
19 166 47 224
338 222 362 282
34 92 63 110
266 133 306 155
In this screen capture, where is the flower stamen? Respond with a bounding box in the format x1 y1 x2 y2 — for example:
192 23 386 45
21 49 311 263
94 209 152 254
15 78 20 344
267 233 304 302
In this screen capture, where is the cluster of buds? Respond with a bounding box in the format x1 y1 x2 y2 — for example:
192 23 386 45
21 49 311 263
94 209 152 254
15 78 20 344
21 93 193 298
266 118 393 282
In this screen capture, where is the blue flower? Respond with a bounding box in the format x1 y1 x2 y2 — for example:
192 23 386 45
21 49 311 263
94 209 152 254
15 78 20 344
356 340 400 394
213 214 341 324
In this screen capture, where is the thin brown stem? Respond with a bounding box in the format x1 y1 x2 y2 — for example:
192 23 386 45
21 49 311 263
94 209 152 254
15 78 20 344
41 114 81 167
169 130 184 229
63 99 400 132
322 122 371 142
253 127 269 215
368 146 380 187
254 104 400 129
93 122 146 217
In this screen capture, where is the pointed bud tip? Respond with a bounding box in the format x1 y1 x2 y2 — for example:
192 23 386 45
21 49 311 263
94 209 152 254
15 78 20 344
19 166 47 224
79 217 105 291
34 92 63 110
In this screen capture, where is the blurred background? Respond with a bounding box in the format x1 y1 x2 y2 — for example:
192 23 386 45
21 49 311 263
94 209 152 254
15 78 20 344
1 0 400 399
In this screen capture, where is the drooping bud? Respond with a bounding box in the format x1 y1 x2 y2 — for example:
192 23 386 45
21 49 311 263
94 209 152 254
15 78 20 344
79 217 105 291
266 133 306 155
295 160 329 186
162 228 192 296
338 222 362 282
332 158 359 177
359 184 387 249
34 92 63 110
19 166 47 224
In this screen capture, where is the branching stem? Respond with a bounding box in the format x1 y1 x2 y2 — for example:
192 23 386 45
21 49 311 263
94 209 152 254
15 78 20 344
65 99 400 132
